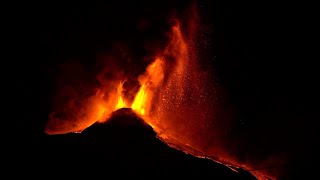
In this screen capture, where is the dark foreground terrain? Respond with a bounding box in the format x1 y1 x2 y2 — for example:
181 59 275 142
12 108 256 179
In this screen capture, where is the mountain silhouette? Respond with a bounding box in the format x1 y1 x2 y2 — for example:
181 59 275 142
15 108 257 179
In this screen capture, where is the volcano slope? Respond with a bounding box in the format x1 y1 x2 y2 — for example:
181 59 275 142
16 108 256 179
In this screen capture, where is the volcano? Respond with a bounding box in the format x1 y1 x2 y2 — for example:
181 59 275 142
18 108 256 179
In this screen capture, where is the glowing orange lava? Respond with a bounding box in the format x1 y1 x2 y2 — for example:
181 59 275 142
45 5 275 179
131 84 147 115
115 96 126 110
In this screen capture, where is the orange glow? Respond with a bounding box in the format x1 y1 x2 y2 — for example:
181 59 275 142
45 5 274 179
111 58 165 116
46 19 263 178
115 96 127 110
131 84 147 115
97 105 106 120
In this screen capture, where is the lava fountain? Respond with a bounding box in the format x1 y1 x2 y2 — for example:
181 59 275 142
44 3 275 180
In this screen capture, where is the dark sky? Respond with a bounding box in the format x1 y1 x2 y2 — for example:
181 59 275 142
10 0 316 179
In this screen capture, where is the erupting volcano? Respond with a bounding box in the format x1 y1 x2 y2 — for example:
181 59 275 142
45 18 199 134
11 0 316 179
41 2 282 180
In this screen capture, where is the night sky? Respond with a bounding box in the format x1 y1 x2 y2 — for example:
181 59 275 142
10 0 316 179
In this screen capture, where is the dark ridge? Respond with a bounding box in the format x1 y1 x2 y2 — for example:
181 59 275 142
15 108 256 179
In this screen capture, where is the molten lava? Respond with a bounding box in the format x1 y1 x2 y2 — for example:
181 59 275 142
45 4 276 180
115 96 126 110
131 84 147 115
110 57 165 116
